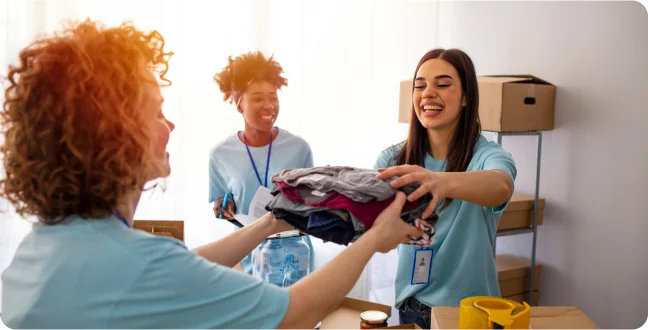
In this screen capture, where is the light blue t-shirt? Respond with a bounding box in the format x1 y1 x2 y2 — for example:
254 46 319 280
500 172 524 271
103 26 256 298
1 215 290 329
208 127 313 214
374 135 517 308
208 127 315 274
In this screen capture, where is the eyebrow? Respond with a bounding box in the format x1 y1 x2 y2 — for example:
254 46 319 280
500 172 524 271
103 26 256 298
415 75 455 82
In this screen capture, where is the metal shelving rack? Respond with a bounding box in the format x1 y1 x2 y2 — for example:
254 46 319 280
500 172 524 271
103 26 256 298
486 130 543 306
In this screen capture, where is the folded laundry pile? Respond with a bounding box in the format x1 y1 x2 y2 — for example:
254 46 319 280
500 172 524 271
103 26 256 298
265 166 438 246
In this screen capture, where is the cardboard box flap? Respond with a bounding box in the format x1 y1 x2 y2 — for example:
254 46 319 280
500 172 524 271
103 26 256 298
431 306 460 329
479 76 533 84
320 297 391 329
497 254 542 281
482 74 553 85
529 307 599 329
340 297 392 314
505 192 546 212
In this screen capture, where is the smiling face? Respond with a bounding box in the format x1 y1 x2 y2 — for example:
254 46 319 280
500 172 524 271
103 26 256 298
238 80 280 132
413 58 466 133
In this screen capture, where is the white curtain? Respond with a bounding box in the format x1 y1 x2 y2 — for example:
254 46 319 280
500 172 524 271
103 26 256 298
0 0 440 311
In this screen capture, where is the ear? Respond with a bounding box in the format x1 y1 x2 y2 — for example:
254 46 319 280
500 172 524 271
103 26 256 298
462 97 467 107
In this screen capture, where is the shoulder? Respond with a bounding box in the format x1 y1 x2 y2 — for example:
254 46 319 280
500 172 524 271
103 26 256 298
209 132 240 158
122 228 188 258
81 218 189 265
277 128 311 150
471 135 511 160
469 135 516 175
375 141 405 169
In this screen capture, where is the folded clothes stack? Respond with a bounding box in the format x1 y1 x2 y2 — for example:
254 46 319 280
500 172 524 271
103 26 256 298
265 166 438 246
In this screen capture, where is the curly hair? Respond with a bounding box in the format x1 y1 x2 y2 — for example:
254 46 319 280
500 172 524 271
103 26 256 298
213 50 288 105
0 19 173 224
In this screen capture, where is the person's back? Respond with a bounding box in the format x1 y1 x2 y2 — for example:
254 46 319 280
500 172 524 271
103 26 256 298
3 216 158 328
2 215 291 329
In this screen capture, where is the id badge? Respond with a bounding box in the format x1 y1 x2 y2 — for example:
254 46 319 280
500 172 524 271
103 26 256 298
411 247 433 285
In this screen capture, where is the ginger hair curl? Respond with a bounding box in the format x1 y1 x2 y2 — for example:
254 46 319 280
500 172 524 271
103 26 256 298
0 19 173 224
213 50 288 106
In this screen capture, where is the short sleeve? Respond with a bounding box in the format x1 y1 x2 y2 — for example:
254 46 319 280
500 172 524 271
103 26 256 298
109 239 290 329
303 145 314 168
480 146 517 213
208 151 228 203
373 145 400 170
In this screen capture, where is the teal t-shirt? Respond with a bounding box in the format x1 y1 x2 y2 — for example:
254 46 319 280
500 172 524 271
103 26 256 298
208 127 315 273
1 215 290 329
374 135 517 308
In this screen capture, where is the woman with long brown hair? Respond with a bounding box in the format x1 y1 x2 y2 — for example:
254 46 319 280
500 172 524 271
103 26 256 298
374 49 517 328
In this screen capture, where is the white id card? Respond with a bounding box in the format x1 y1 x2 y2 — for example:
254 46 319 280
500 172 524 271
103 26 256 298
411 248 433 285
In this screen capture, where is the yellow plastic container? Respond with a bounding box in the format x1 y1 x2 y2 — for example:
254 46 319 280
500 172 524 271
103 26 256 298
459 296 531 329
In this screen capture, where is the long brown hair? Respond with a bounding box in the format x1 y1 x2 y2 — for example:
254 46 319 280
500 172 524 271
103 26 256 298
393 48 481 211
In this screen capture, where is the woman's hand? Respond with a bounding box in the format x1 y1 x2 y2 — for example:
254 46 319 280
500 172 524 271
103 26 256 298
366 192 424 253
377 165 450 219
258 212 295 235
213 198 236 220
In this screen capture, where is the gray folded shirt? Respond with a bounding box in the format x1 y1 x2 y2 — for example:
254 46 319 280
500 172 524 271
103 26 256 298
272 166 396 203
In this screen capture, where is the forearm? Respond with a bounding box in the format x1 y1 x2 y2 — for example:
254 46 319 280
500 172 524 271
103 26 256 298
279 233 379 329
192 216 273 267
444 170 513 207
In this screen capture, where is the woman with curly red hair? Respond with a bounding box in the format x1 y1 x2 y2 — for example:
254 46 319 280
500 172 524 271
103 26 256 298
0 19 422 328
210 51 315 275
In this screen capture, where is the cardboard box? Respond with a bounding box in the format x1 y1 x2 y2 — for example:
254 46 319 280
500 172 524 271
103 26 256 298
498 192 545 231
399 79 413 124
431 306 598 329
133 220 184 242
497 254 542 297
320 297 392 329
477 75 556 132
505 291 540 306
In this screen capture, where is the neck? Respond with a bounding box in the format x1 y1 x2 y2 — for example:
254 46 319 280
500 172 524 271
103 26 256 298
426 126 456 160
115 189 142 226
240 125 275 147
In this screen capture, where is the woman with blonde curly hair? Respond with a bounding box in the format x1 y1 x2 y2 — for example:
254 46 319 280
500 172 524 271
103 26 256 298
210 51 315 275
0 19 422 328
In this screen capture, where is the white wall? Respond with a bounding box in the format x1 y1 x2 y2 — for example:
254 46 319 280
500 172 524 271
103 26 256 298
439 1 648 328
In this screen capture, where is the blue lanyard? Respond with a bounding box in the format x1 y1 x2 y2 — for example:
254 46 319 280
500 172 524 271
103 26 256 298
241 131 273 188
113 210 130 228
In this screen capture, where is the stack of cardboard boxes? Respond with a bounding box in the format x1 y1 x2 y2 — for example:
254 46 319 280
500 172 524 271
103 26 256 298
496 192 546 306
497 254 541 306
